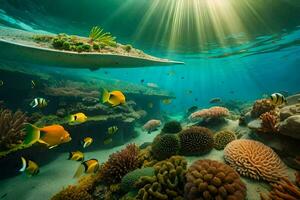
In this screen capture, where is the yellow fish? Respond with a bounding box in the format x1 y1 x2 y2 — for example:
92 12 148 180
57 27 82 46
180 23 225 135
19 157 39 176
108 126 118 136
69 112 88 124
103 137 113 145
68 151 84 161
23 124 72 149
162 99 172 105
81 137 93 148
30 98 47 108
270 93 287 106
102 89 126 107
73 159 99 178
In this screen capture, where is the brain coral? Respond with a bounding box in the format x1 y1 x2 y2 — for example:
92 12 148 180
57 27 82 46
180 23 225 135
224 139 287 182
178 126 214 156
100 143 141 184
161 120 182 134
189 106 229 121
251 99 275 118
185 159 246 200
214 130 236 150
151 134 180 160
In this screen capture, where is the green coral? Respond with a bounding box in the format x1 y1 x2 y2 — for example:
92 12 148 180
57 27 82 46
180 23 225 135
161 121 182 134
121 167 155 192
151 134 180 161
213 130 236 150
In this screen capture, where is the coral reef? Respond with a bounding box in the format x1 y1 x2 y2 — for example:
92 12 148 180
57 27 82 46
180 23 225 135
213 130 236 150
135 156 187 200
224 139 287 182
250 99 275 118
151 134 180 160
121 167 155 192
178 126 214 156
189 106 229 121
259 111 280 133
100 144 141 184
161 121 182 134
138 146 157 168
260 177 300 200
296 171 300 188
185 159 246 200
0 109 27 151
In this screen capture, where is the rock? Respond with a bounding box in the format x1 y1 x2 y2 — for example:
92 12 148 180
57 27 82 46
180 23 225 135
279 115 300 139
279 103 300 121
247 119 262 130
286 93 300 105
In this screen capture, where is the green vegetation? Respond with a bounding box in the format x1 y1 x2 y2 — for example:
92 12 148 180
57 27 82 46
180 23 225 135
89 26 116 47
123 44 132 52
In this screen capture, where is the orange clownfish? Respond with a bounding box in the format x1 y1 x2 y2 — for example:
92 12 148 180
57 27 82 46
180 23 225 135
102 89 125 107
23 124 72 149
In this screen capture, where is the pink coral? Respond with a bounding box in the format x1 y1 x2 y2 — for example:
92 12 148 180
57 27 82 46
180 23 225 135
142 119 161 132
189 106 229 121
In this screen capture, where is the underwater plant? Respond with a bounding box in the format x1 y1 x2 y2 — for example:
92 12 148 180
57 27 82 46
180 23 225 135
224 139 287 182
213 130 236 150
89 26 116 47
161 120 182 134
185 159 246 200
0 109 27 151
251 99 275 118
151 134 180 160
123 44 132 52
178 126 214 156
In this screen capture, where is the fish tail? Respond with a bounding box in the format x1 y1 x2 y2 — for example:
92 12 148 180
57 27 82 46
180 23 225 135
102 89 110 103
73 164 84 178
23 123 40 146
19 157 27 172
30 99 38 108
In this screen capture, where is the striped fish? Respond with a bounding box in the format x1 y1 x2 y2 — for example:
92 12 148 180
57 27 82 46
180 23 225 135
107 126 118 136
270 93 287 106
30 98 47 108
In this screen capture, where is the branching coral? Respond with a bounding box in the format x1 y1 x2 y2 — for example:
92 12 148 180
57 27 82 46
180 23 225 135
224 139 287 182
251 99 275 118
0 109 27 151
185 159 246 200
135 156 187 200
213 130 236 150
189 106 229 121
259 111 280 133
137 146 157 168
100 143 141 184
178 126 214 156
161 121 182 134
151 134 180 160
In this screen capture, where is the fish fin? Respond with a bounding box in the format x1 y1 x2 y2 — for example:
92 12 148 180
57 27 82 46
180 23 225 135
109 95 120 107
30 99 38 108
83 142 88 148
48 145 58 149
102 89 110 103
19 157 27 172
73 164 84 178
23 124 40 146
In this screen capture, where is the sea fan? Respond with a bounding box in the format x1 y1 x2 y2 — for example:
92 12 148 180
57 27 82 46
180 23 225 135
89 26 116 46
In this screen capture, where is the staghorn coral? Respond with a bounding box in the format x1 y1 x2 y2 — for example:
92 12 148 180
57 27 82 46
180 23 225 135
259 111 280 133
224 139 287 182
151 134 180 161
0 109 27 151
213 130 236 150
251 99 275 118
135 156 187 200
178 126 214 156
161 121 182 134
100 143 141 184
260 177 300 200
189 106 229 121
185 159 246 200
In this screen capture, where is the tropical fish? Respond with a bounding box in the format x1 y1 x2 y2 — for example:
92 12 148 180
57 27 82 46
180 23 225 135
69 112 88 124
103 137 113 145
143 119 162 134
30 98 47 108
270 93 287 106
23 124 72 149
68 151 84 161
209 98 222 104
19 157 39 176
162 99 172 105
102 89 126 107
140 79 145 83
31 80 35 89
146 83 159 88
81 137 93 148
73 159 100 178
148 102 153 108
108 126 118 136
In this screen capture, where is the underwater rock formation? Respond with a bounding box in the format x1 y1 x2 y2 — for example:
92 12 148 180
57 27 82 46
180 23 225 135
213 130 236 150
100 144 141 184
0 109 27 151
224 139 287 182
279 103 300 120
151 134 180 161
250 99 275 118
135 156 187 200
279 115 300 139
161 121 182 134
185 159 246 200
189 106 229 122
178 126 214 156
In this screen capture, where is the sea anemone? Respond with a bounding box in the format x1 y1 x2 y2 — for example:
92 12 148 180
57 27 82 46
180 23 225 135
224 139 287 182
185 159 247 200
189 106 229 121
161 120 182 134
213 130 236 150
178 126 214 156
259 111 279 133
151 134 180 160
251 99 275 118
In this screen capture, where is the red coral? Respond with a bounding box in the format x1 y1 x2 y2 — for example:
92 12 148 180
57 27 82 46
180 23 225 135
251 99 275 118
259 111 279 133
100 144 140 184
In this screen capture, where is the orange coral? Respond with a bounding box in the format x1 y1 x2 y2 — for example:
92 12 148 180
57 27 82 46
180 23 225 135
189 106 229 121
224 139 287 182
251 99 275 118
259 111 279 133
